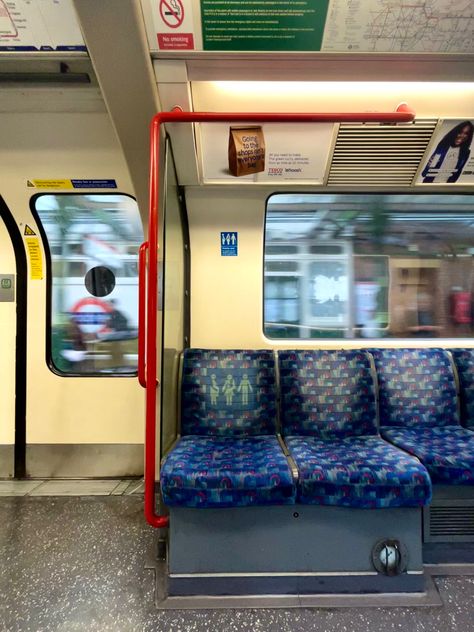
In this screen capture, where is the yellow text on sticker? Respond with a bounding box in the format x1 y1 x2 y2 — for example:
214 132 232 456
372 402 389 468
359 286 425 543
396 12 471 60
25 238 43 280
29 179 74 189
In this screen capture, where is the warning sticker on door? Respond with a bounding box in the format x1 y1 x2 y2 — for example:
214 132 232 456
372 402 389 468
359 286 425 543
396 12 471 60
26 179 117 189
25 237 43 280
24 224 36 236
149 0 196 50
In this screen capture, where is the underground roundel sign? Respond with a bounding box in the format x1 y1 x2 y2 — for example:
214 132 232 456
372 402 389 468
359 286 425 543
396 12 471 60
71 297 113 335
159 0 184 28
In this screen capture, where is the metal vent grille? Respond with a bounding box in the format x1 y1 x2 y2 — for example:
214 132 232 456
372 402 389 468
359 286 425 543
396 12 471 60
425 504 474 542
327 120 438 186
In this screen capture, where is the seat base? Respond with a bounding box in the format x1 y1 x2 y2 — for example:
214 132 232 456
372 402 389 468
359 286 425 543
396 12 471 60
168 505 424 595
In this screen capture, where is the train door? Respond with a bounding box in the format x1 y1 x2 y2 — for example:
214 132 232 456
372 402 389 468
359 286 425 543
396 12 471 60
0 64 145 479
0 202 24 479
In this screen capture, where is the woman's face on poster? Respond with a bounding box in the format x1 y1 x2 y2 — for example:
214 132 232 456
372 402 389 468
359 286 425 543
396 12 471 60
454 125 471 146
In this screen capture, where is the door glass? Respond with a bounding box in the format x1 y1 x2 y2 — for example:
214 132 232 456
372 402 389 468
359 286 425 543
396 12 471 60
33 194 143 375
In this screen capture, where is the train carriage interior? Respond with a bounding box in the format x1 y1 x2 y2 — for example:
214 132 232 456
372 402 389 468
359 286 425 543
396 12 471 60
2 1 474 630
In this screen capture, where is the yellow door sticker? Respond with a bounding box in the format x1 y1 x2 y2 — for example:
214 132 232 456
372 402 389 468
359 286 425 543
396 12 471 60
25 237 43 280
24 224 36 236
27 179 74 189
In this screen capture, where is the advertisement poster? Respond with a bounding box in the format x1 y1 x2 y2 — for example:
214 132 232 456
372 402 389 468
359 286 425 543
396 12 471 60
198 122 335 184
417 120 474 185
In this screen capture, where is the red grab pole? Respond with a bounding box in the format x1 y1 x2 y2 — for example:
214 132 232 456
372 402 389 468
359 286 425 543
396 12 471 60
138 241 148 389
143 103 416 528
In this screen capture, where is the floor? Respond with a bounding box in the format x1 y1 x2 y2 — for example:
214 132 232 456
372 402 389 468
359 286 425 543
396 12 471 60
1 491 474 632
0 478 144 497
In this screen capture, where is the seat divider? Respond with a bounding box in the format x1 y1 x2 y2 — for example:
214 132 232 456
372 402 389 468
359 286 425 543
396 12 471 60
367 351 381 432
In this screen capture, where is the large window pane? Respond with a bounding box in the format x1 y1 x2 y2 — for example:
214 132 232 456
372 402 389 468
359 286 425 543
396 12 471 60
264 193 474 340
34 194 143 375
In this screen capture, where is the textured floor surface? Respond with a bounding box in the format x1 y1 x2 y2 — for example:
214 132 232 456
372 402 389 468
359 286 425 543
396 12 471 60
1 496 474 632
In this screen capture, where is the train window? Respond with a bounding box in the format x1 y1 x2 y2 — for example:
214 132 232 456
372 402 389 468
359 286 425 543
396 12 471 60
265 193 474 340
32 193 143 375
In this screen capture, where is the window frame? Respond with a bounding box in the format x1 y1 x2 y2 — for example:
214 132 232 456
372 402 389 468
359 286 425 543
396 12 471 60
30 191 142 378
263 190 474 342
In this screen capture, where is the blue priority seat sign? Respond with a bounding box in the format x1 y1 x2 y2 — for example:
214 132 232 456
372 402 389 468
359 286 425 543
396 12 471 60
221 232 238 256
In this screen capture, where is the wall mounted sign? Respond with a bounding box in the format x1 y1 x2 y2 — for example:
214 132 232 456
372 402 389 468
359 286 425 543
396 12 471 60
200 0 330 51
0 0 85 51
26 179 117 189
417 120 474 185
221 232 238 256
143 0 474 54
199 122 334 184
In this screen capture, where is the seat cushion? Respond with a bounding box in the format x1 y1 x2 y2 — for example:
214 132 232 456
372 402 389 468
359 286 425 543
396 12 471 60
285 435 432 508
450 349 474 429
279 350 378 438
381 426 474 485
181 349 277 436
370 348 459 428
160 435 296 508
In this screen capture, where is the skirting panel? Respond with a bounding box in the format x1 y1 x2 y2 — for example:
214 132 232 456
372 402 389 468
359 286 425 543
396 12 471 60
169 505 423 576
0 445 14 478
168 572 425 597
26 444 143 478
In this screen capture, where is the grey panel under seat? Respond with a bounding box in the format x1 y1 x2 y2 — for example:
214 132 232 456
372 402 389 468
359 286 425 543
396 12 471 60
26 444 143 478
169 505 423 575
168 573 425 597
0 445 14 477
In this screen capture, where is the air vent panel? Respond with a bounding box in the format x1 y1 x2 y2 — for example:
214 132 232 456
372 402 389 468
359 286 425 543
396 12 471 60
424 502 474 542
327 120 438 186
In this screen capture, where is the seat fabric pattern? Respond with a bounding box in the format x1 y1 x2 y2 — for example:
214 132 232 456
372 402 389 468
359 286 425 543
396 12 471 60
381 426 474 485
279 350 377 438
285 436 432 508
181 349 276 437
160 435 296 508
370 348 459 428
450 349 474 429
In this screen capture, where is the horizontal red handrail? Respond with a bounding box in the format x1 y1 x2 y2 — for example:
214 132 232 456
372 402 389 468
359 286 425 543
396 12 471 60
138 241 148 389
144 103 416 528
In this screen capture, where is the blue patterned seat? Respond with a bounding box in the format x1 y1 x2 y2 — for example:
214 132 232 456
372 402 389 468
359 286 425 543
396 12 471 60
381 427 474 485
286 435 431 508
181 349 277 437
279 350 431 508
161 349 296 508
371 348 474 485
450 349 474 429
370 348 458 428
161 435 296 508
279 350 378 439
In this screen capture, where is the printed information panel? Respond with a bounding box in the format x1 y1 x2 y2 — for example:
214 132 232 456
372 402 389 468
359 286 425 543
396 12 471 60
417 120 474 185
199 123 334 184
200 0 330 51
143 0 474 53
322 0 474 53
0 0 85 51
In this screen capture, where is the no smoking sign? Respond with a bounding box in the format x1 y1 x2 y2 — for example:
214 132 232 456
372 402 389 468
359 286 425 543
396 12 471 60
159 0 184 28
156 0 194 49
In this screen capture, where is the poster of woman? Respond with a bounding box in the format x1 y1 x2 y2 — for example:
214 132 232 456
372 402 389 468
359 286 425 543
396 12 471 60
420 120 474 183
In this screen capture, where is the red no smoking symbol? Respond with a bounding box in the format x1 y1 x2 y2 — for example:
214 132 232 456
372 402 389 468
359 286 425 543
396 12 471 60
159 0 184 28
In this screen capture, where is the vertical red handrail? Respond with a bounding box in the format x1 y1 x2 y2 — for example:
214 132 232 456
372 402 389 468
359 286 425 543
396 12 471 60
138 241 148 389
144 104 416 528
